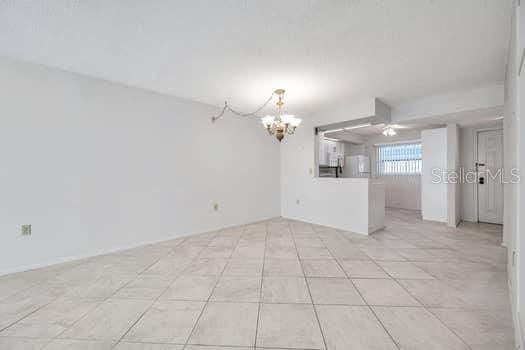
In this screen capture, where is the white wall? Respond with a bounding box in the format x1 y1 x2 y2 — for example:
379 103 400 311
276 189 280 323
391 85 504 122
446 123 461 227
516 0 525 345
502 4 523 347
421 128 448 222
0 57 280 275
365 130 422 211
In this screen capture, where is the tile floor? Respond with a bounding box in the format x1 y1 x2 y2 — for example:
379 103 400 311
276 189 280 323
0 209 515 349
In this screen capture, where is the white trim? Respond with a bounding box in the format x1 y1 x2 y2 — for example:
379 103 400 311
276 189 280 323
510 281 525 349
373 139 421 146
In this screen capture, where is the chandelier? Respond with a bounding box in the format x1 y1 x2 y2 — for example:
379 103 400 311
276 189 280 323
211 89 301 142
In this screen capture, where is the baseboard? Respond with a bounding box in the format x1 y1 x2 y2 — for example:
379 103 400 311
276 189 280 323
281 214 369 235
508 277 524 350
0 216 281 277
514 310 524 350
0 231 195 277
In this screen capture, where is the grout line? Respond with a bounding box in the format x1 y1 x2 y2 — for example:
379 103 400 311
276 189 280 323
313 225 402 350
253 220 269 350
110 237 197 349
290 222 329 350
182 225 247 349
51 238 193 341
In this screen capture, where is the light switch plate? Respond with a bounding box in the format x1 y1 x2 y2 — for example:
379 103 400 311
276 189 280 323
21 224 31 236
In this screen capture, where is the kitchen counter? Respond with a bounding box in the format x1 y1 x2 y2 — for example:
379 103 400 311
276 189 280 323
288 178 385 235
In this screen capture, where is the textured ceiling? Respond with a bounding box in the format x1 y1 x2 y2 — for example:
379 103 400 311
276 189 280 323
0 0 512 116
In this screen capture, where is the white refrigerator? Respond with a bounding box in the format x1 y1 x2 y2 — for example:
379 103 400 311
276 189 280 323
342 155 371 178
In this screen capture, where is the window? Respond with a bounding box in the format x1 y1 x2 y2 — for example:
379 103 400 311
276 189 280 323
376 142 422 175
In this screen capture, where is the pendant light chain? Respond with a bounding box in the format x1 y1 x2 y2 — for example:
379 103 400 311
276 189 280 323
211 88 302 142
211 92 277 122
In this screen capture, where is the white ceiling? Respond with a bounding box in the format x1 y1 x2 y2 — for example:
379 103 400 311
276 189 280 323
0 1 512 116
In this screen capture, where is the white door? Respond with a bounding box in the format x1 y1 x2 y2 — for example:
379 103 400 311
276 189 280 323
477 129 503 224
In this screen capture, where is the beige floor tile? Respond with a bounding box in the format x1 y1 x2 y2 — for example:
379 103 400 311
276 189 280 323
223 259 263 276
429 308 515 349
113 276 173 299
398 278 511 309
327 246 372 260
231 243 265 258
397 279 465 307
339 260 390 278
10 297 99 331
0 322 66 338
183 259 228 275
265 246 298 259
301 259 346 277
294 238 325 248
124 300 204 343
114 343 183 350
198 246 234 258
395 248 442 261
0 338 49 350
189 302 258 347
262 276 311 303
353 278 420 306
208 236 239 247
161 275 217 301
0 291 56 330
308 278 365 305
316 305 397 349
297 247 332 259
360 247 406 261
414 261 505 281
141 259 190 277
377 261 435 279
256 303 324 349
210 276 260 302
374 306 470 350
43 339 115 350
263 259 303 276
185 347 251 350
59 298 152 341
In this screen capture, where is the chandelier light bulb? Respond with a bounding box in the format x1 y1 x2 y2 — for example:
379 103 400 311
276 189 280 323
261 115 275 127
280 114 295 124
289 117 302 127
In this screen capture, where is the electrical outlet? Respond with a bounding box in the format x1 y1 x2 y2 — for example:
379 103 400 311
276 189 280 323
296 199 300 205
213 203 219 211
21 224 31 236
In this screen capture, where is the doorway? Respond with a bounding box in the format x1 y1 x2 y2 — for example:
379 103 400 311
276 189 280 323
476 129 503 224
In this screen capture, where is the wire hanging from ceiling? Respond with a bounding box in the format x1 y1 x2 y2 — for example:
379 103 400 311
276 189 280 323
211 91 276 122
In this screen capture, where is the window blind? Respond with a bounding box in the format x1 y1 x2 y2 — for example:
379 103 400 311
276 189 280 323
376 142 422 175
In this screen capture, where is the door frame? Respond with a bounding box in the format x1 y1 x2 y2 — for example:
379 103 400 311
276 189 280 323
475 127 504 223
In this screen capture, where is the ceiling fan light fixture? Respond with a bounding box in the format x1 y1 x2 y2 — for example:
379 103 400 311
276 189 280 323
382 127 397 136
